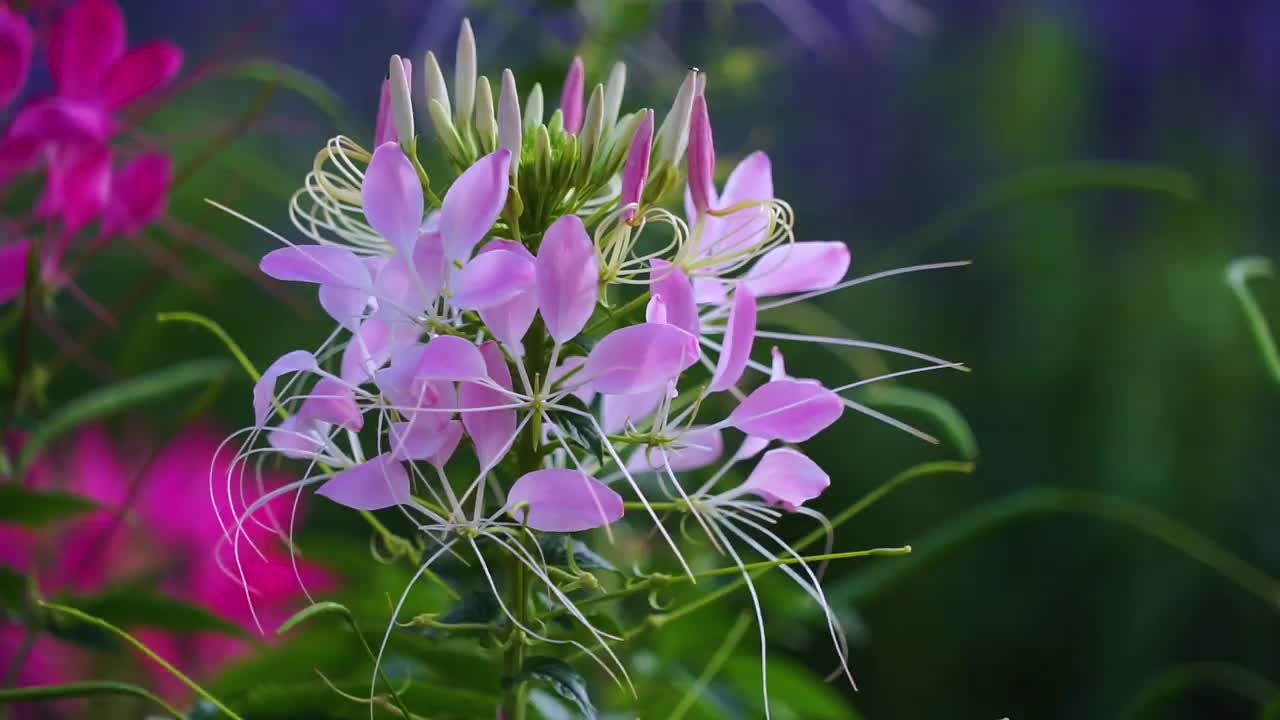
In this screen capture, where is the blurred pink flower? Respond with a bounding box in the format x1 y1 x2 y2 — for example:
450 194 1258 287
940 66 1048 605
0 426 333 717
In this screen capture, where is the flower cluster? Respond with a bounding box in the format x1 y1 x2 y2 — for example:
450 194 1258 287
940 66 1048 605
220 18 962 715
0 0 181 304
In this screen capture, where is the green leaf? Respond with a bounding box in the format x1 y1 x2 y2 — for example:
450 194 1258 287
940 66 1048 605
276 600 353 636
230 59 354 133
548 396 603 463
858 385 978 460
61 585 246 637
0 681 184 718
17 358 230 472
0 565 28 611
214 678 496 720
0 485 97 527
512 656 597 719
1225 256 1280 386
722 654 861 720
539 536 619 574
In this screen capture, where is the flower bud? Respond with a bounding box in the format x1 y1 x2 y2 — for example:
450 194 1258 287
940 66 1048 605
579 83 605 164
454 18 476 128
388 55 414 149
654 69 698 169
524 82 544 129
559 56 585 135
498 69 522 178
603 61 626 133
475 75 497 152
687 94 716 216
424 50 451 121
621 109 654 223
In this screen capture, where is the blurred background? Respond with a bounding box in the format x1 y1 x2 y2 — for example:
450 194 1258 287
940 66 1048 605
6 0 1280 718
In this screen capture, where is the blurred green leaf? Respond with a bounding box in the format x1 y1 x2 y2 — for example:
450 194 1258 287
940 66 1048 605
1225 256 1280 385
277 600 353 636
722 654 861 720
0 485 97 527
0 565 29 612
1123 662 1278 719
213 678 495 720
231 59 354 133
17 358 230 472
858 385 978 460
539 536 619 574
512 656 597 719
0 681 184 717
59 585 246 637
548 396 603 464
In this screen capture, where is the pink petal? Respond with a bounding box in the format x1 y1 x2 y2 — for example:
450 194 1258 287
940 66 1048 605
480 288 538 351
708 285 756 392
620 110 654 223
298 376 363 431
536 215 598 343
39 144 112 233
559 56 585 135
363 142 424 253
260 245 371 288
705 151 772 258
371 238 437 320
742 242 851 297
686 95 717 216
583 322 699 395
0 7 34 109
460 341 518 469
428 420 465 468
268 415 324 459
101 152 172 238
645 295 667 324
451 248 535 309
736 434 770 460
415 335 487 381
319 284 371 328
549 356 594 405
692 276 727 305
0 137 40 190
627 426 723 473
649 260 699 336
317 454 410 510
104 41 182 110
727 379 843 442
388 415 453 461
7 97 113 145
0 239 30 305
506 469 624 532
341 317 417 385
441 149 511 261
48 0 125 99
254 350 317 424
601 387 665 434
739 448 829 510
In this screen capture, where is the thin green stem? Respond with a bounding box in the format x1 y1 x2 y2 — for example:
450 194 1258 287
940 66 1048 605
581 290 651 336
39 602 244 720
667 612 752 720
1225 256 1280 386
0 681 185 718
157 311 262 381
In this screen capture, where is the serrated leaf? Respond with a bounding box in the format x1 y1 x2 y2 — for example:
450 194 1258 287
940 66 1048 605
512 656 597 719
0 486 97 528
538 535 619 574
58 585 245 637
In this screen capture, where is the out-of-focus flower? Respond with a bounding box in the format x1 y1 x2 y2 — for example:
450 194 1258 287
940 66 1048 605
0 5 34 109
0 426 331 716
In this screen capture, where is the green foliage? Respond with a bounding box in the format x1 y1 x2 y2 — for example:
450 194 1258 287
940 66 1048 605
62 585 247 637
0 485 97 527
510 656 598 719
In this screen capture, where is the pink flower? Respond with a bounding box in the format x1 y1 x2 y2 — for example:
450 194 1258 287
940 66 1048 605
0 5 34 109
0 426 332 716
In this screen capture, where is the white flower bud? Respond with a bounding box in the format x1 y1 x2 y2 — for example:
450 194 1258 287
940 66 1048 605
388 55 414 148
454 18 476 128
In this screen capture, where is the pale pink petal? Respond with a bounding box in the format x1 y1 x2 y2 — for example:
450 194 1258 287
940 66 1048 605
374 78 393 146
549 356 594 405
415 335 487 381
363 141 424 253
649 259 699 336
645 295 667 324
428 420 465 468
460 341 518 469
451 248 535 309
319 283 370 328
341 317 417 385
583 322 699 395
727 379 843 442
388 415 453 461
316 454 410 510
260 245 371 288
601 387 665 434
735 434 770 460
101 152 172 238
298 376 363 431
0 7 34 108
254 350 317 424
506 469 624 532
708 285 756 392
627 426 723 473
374 344 431 408
559 57 584 135
620 110 654 222
441 149 511 261
738 448 829 510
268 416 323 459
48 0 125 99
692 276 727 305
103 41 182 110
686 95 717 216
0 239 30 304
536 214 597 343
742 242 851 297
706 151 772 258
479 288 538 351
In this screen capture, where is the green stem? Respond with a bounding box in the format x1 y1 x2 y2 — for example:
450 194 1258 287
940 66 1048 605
1225 256 1280 386
0 681 185 718
39 602 244 720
